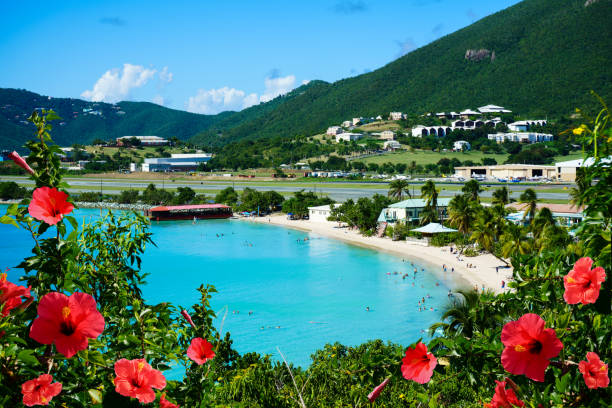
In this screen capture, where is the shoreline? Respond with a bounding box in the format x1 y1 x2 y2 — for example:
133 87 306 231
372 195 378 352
239 214 513 294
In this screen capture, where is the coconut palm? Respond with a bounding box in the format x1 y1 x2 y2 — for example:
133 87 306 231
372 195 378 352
429 289 501 338
569 167 588 207
448 194 476 234
387 179 411 201
420 180 438 208
470 210 509 265
492 186 509 207
531 207 555 239
462 179 482 202
500 223 532 258
519 188 538 222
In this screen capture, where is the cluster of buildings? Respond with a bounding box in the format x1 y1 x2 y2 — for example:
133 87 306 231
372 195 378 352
487 132 553 144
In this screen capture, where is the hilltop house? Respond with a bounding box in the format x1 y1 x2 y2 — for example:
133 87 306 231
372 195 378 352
336 133 363 142
487 132 553 144
453 140 471 151
378 198 452 224
342 120 353 128
390 112 404 121
383 140 401 150
477 105 512 114
379 130 396 140
117 135 169 146
326 126 342 136
508 120 547 132
459 109 481 119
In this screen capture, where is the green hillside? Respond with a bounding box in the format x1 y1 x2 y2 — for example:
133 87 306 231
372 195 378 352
191 0 612 145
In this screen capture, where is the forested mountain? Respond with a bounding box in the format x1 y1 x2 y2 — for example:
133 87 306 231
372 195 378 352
191 0 612 145
1 0 610 150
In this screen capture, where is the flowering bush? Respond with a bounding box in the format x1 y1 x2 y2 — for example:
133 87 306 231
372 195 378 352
0 104 610 407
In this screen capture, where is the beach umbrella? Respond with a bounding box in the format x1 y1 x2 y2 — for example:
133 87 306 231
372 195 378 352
411 223 457 234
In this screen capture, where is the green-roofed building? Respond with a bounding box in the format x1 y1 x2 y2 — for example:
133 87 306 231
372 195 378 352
377 198 453 224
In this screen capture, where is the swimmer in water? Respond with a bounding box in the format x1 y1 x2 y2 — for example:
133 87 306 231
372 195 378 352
366 306 370 312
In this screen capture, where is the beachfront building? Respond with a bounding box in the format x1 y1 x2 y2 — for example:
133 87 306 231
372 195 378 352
454 164 556 180
326 126 342 136
377 198 452 224
477 105 512 114
335 133 363 142
141 153 212 172
505 203 585 227
379 130 396 140
453 140 471 151
507 120 547 132
116 135 169 146
308 204 341 223
487 132 553 144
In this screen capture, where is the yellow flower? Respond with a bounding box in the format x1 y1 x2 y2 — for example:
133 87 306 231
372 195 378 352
399 393 405 399
573 127 584 135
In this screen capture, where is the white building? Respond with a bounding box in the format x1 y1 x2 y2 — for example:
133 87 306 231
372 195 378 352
453 140 471 151
141 153 212 172
460 109 481 118
117 135 169 146
555 156 611 181
487 132 554 144
383 140 401 150
342 120 353 128
336 133 363 142
508 120 547 132
308 204 340 223
411 125 453 137
477 105 512 114
326 126 342 136
352 117 363 126
379 130 396 140
390 112 404 121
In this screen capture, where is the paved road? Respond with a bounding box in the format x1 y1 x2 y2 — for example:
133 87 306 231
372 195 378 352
1 176 572 202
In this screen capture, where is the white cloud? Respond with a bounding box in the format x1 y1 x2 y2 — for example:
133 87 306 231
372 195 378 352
260 75 296 103
187 87 259 114
152 95 165 106
186 74 297 114
159 66 173 83
81 63 156 103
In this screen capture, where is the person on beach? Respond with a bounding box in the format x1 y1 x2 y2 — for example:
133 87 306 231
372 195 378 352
501 280 505 289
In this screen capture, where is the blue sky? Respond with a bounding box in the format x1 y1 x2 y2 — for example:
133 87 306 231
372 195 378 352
0 0 521 115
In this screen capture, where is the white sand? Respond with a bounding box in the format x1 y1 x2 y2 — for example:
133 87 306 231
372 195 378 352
238 214 513 294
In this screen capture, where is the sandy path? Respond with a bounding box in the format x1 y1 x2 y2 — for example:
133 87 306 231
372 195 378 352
239 214 513 294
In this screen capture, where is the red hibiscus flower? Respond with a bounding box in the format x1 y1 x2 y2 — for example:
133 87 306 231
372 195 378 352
563 257 606 305
401 341 437 384
29 292 105 358
501 313 563 382
578 352 609 389
367 377 390 403
187 337 215 365
0 273 32 317
28 187 74 226
21 374 62 406
484 380 525 408
114 358 166 404
181 309 196 329
8 151 35 175
160 393 180 408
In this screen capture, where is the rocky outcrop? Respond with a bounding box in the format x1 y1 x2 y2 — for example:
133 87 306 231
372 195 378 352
465 49 494 62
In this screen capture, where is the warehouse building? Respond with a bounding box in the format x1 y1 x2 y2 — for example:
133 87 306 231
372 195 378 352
454 164 556 181
141 153 212 172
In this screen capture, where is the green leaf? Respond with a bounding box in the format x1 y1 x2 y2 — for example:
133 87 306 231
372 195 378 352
88 389 103 405
0 215 19 229
17 350 40 366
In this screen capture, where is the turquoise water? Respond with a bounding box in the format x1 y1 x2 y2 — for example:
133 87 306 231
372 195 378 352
0 207 465 368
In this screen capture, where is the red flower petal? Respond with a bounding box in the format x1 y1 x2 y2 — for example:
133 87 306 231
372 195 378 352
21 374 62 406
28 187 74 225
401 341 437 384
563 258 606 305
114 359 166 403
578 352 609 389
187 337 215 365
8 151 35 175
367 377 390 403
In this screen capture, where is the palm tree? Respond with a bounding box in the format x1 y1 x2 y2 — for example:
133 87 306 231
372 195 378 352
408 161 417 177
500 223 532 259
471 210 509 265
462 179 482 202
519 188 538 223
531 207 555 240
569 167 588 207
419 206 438 225
429 289 501 338
448 194 476 234
387 179 411 201
492 186 509 207
420 180 438 208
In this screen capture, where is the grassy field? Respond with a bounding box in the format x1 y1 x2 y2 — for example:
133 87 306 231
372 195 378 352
358 149 584 167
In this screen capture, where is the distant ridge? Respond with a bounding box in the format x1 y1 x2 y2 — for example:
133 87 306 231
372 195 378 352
1 0 610 150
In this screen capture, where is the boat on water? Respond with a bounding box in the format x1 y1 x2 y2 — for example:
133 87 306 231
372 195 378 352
144 204 233 221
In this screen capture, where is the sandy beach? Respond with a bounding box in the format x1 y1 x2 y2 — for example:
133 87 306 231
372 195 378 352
239 214 513 294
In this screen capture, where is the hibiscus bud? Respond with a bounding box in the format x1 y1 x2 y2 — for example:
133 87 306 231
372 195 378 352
181 310 196 329
367 377 390 403
7 151 35 175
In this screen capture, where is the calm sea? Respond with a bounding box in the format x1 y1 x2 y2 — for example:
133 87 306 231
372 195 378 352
0 206 466 368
